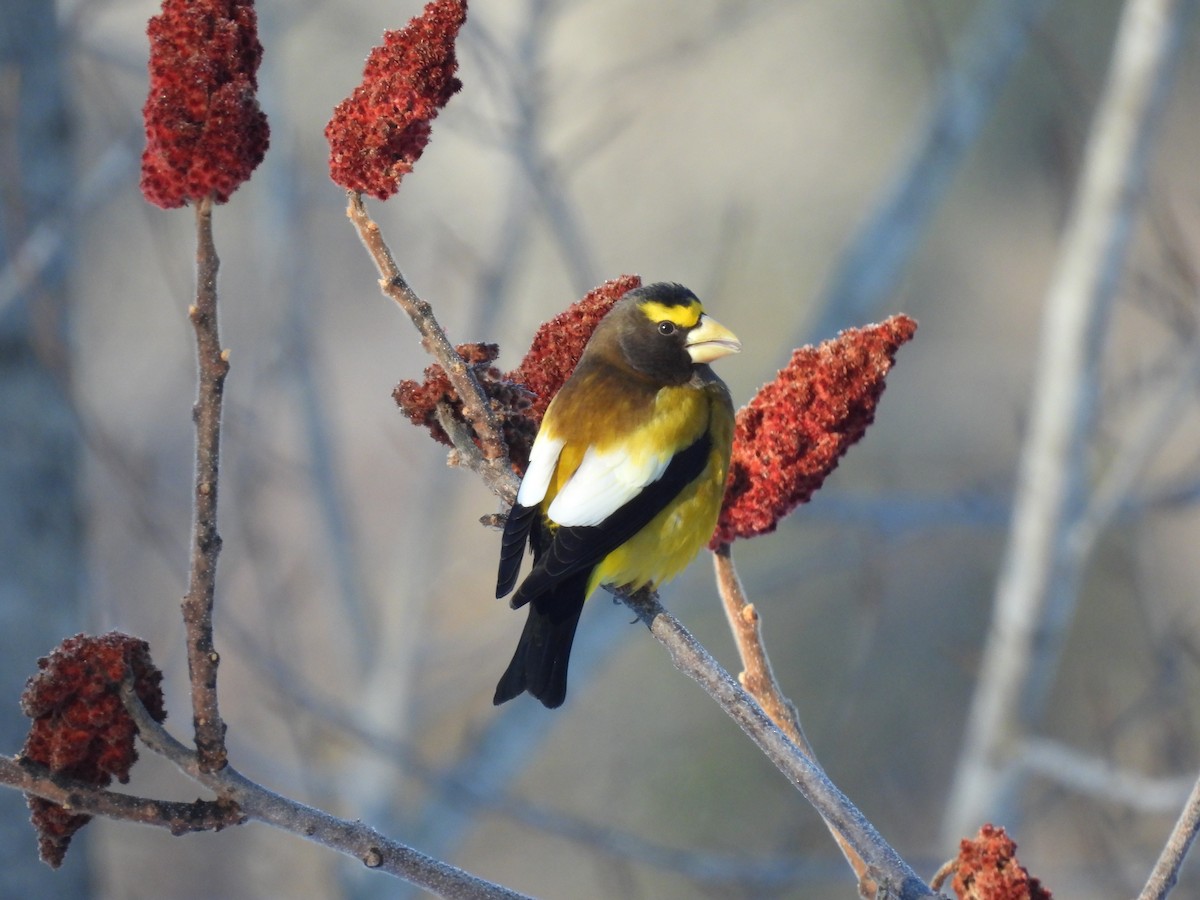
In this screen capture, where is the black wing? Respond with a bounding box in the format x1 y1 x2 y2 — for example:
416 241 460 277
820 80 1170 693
496 502 539 599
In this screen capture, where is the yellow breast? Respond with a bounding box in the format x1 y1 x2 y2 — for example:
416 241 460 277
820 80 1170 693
586 383 733 595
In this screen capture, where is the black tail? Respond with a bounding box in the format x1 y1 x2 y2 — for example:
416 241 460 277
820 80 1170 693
493 583 587 708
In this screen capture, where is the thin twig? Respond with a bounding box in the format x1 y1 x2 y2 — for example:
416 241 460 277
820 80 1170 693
713 545 810 751
115 684 532 900
943 0 1198 842
929 859 956 893
345 191 513 484
619 588 939 900
712 544 878 896
0 756 244 835
182 194 229 773
1139 769 1200 900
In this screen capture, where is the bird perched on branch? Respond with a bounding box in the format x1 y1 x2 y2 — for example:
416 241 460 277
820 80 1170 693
494 283 740 708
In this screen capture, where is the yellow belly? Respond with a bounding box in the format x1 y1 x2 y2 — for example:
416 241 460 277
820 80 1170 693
541 375 733 599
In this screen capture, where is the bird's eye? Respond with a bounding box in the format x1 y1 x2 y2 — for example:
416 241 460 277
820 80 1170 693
658 321 676 336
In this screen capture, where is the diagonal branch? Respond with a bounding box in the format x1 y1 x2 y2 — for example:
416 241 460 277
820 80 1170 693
1019 737 1194 813
346 191 515 500
1139 768 1200 900
215 627 840 891
182 194 230 773
619 587 938 900
713 544 877 897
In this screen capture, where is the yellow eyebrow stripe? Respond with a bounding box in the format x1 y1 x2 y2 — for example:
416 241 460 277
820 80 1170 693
640 299 702 328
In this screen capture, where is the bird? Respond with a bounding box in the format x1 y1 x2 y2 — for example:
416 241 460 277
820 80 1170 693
494 282 740 708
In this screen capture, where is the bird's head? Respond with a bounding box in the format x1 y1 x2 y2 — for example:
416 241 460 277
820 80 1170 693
593 283 741 385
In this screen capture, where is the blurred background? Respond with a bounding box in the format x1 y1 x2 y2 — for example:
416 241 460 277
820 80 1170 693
3 0 1200 897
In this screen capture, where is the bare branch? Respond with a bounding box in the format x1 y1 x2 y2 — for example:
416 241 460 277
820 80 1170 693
712 544 878 897
435 401 502 482
619 587 939 900
1139 769 1200 900
0 756 244 835
713 545 810 750
943 0 1198 841
345 191 515 497
182 194 229 773
116 683 533 900
214 631 837 892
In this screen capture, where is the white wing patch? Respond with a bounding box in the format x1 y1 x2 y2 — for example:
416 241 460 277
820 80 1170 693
547 444 672 527
516 434 565 507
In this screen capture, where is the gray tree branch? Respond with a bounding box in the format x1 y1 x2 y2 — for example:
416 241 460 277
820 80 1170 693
620 588 939 899
119 684 534 900
1140 769 1200 900
943 0 1199 842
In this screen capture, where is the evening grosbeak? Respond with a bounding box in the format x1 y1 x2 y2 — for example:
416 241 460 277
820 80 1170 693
494 283 741 708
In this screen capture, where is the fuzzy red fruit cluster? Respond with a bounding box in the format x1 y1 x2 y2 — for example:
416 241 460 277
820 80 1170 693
140 0 269 208
394 342 537 471
710 315 917 548
953 824 1051 900
326 0 467 200
20 632 166 868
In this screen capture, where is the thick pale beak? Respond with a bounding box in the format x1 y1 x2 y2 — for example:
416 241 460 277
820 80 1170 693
686 314 741 364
